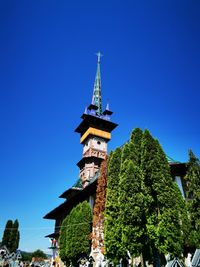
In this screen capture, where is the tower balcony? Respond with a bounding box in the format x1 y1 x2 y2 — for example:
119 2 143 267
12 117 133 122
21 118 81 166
83 147 106 159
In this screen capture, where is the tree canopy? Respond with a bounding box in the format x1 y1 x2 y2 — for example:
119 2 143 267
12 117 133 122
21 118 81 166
118 159 145 257
32 249 47 259
104 148 123 263
104 128 188 266
1 219 20 253
141 131 186 265
184 150 200 250
59 201 92 265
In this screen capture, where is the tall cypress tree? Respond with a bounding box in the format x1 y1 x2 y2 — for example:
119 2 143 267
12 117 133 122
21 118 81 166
10 219 20 252
121 143 130 163
104 148 122 263
129 128 151 264
2 219 20 252
117 130 146 260
141 130 185 266
118 159 145 258
104 128 189 265
185 150 200 249
129 127 143 166
2 220 13 251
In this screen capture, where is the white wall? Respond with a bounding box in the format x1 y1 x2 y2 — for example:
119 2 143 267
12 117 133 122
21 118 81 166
83 137 107 153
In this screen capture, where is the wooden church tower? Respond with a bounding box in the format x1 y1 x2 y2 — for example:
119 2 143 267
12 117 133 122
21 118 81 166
75 52 118 188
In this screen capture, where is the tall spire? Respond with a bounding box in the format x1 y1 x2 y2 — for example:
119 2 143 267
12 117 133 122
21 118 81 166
92 52 103 116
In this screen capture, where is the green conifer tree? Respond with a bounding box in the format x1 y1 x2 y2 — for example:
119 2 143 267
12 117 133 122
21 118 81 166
104 148 122 263
10 219 20 252
141 130 185 266
129 127 143 166
2 220 13 251
118 159 145 258
121 143 130 163
185 150 200 249
104 128 188 265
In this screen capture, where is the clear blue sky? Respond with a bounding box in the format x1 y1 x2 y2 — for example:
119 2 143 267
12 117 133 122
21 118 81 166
0 0 199 253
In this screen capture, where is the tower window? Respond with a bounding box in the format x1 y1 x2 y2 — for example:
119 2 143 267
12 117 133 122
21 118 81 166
97 141 101 145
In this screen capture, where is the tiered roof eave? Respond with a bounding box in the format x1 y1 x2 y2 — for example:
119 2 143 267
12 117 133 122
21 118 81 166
43 172 99 220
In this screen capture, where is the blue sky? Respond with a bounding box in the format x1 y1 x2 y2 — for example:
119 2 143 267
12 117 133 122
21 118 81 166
0 0 199 252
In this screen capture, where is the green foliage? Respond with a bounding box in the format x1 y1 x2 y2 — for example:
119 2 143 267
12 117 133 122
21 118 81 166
21 250 47 262
141 130 185 259
118 159 145 257
184 150 200 249
105 128 188 265
121 143 130 163
1 219 20 252
32 249 47 259
2 220 13 251
59 216 68 262
21 251 32 262
104 148 123 263
59 201 92 264
129 127 143 165
10 220 20 253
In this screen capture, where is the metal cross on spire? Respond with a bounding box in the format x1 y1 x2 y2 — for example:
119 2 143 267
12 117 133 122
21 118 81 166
92 52 103 116
96 51 103 63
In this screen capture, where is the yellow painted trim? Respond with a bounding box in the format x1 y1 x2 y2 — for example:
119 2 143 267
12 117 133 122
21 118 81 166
80 127 111 143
